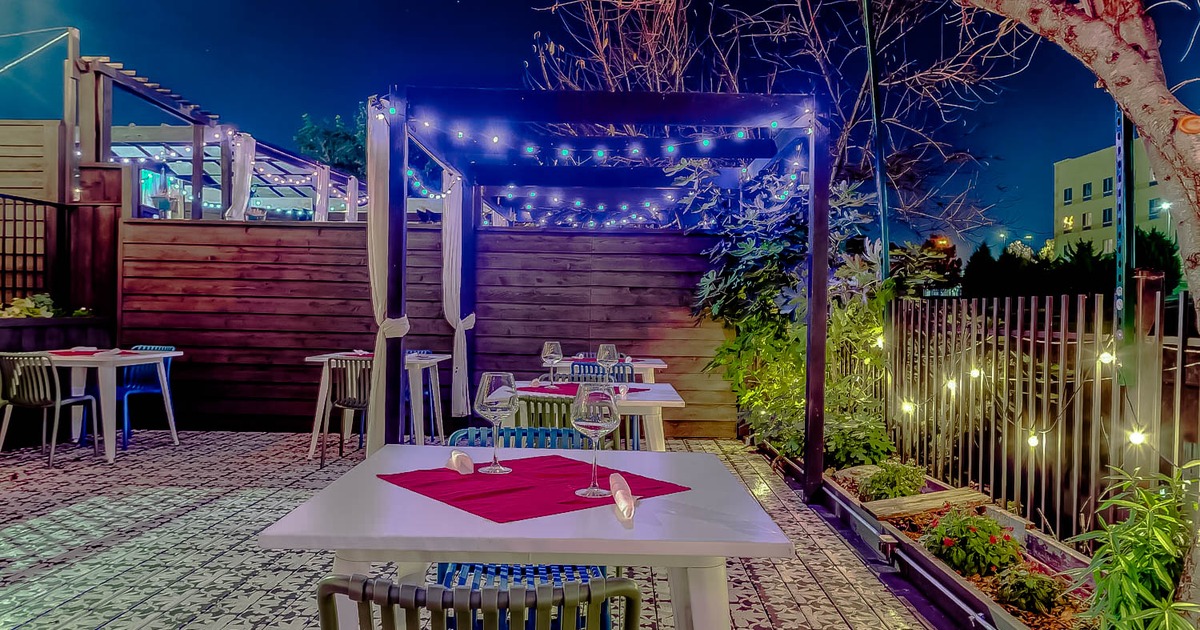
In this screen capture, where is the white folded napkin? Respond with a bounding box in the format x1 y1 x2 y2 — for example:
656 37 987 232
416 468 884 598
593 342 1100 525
97 348 123 356
610 473 639 524
446 450 474 475
623 356 633 363
70 346 98 351
351 349 371 355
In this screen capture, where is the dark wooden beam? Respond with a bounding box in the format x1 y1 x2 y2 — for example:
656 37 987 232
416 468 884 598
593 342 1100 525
386 91 409 444
87 61 218 126
412 131 779 164
220 135 233 214
802 108 832 502
405 87 816 129
190 124 204 219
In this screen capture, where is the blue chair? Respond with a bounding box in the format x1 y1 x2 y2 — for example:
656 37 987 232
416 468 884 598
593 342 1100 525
440 426 612 630
569 363 635 383
118 344 176 450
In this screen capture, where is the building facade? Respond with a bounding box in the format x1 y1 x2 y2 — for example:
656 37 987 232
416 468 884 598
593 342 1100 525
1052 143 1174 256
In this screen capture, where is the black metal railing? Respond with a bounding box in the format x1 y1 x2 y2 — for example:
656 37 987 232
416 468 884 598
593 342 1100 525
0 192 66 306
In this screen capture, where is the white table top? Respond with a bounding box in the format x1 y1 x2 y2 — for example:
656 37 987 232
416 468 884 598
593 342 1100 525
544 357 668 370
516 380 685 409
259 445 792 563
46 349 183 366
305 351 453 366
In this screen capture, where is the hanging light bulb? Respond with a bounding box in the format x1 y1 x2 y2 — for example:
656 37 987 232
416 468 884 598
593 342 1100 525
970 368 982 378
1027 434 1039 447
946 379 957 393
901 401 915 414
1099 352 1115 364
1129 430 1146 445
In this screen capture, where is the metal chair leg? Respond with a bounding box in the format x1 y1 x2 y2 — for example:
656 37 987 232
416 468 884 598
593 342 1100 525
48 404 61 467
41 408 48 454
0 405 12 452
89 399 99 457
122 394 131 451
319 399 332 469
337 409 345 458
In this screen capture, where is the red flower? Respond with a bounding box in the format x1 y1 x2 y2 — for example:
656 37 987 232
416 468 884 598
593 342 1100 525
968 526 978 533
943 537 955 547
1002 534 1012 541
990 565 998 573
930 519 939 528
989 535 998 544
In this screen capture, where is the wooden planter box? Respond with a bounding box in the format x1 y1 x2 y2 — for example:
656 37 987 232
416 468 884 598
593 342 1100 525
757 442 1091 629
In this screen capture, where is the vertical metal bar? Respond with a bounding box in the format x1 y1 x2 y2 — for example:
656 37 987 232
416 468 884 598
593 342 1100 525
951 299 961 485
1013 296 1026 511
968 298 978 489
801 105 832 500
1001 297 1012 506
1090 294 1104 530
938 299 948 480
923 299 932 469
1175 292 1186 469
1055 294 1067 535
1072 294 1086 538
988 297 999 498
1041 297 1052 529
1027 296 1041 520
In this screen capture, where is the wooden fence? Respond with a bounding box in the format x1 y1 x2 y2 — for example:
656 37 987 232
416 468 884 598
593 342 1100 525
0 120 63 202
117 222 732 436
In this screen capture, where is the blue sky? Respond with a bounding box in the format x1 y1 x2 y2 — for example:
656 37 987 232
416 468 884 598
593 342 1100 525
1 0 1197 246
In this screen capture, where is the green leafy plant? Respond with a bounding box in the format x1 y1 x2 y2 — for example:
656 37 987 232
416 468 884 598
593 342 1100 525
1 293 56 318
922 509 1021 577
1070 463 1200 629
861 459 926 501
995 565 1065 615
824 410 894 469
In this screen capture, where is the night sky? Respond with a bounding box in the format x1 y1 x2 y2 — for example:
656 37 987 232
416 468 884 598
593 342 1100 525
2 0 1198 245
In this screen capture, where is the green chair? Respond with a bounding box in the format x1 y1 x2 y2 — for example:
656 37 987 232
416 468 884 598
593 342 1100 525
0 353 98 466
316 573 641 630
516 395 640 451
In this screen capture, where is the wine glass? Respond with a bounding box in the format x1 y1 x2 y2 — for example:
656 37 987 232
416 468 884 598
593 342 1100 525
571 383 620 498
540 341 563 384
474 372 518 474
596 344 619 383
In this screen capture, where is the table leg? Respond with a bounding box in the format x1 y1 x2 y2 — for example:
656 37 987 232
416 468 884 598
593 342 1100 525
308 364 331 460
427 365 444 443
643 409 666 452
70 367 86 440
642 367 656 384
155 360 179 445
668 559 730 630
406 364 425 445
98 365 118 464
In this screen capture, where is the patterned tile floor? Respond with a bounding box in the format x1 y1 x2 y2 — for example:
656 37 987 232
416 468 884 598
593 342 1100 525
0 431 931 629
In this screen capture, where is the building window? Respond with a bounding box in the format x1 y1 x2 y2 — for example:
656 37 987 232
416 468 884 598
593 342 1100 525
1082 212 1092 231
1062 215 1074 233
1063 187 1073 205
1150 198 1164 220
1103 177 1114 197
1102 207 1113 227
1082 182 1093 200
1149 169 1158 186
1104 239 1115 254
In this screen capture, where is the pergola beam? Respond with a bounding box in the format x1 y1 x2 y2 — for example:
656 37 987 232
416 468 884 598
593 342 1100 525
470 165 678 188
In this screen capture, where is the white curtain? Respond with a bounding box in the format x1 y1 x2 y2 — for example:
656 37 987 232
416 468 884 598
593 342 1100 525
314 165 331 222
345 176 359 222
366 99 409 455
441 169 475 416
226 133 255 221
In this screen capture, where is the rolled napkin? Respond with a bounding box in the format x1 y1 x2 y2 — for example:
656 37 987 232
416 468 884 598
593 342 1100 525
446 450 474 475
351 349 371 356
623 356 633 363
610 473 639 523
97 348 123 356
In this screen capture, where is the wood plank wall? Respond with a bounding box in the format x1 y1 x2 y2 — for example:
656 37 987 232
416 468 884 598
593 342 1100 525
0 120 63 202
473 229 734 437
116 222 732 437
117 221 449 430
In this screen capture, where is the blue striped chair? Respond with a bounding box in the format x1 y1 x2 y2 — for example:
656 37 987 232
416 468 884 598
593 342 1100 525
568 362 635 383
440 426 612 629
119 344 176 450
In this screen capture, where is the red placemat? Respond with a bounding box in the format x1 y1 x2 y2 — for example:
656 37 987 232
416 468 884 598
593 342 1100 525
378 454 690 523
517 384 650 397
49 349 141 357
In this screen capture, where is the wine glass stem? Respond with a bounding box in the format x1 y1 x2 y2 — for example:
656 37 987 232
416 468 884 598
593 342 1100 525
492 423 501 469
590 437 600 491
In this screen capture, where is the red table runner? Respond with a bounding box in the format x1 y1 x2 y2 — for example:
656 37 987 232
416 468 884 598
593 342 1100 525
49 349 140 357
518 384 650 397
378 454 690 523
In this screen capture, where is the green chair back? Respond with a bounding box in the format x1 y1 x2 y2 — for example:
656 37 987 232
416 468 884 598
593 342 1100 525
516 395 638 450
0 353 57 408
316 573 641 630
329 357 373 410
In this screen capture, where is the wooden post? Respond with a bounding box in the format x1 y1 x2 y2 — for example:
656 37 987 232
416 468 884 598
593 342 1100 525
191 124 205 219
62 28 80 203
461 180 481 417
220 133 233 215
385 91 409 444
803 107 832 501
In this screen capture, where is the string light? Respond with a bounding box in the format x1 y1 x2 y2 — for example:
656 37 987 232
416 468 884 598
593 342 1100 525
945 379 957 393
1098 352 1115 364
875 336 885 348
969 368 982 378
1027 434 1039 447
901 401 915 414
1129 430 1146 445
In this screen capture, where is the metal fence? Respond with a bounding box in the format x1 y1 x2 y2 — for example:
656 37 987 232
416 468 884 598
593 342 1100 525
0 192 63 306
886 284 1199 542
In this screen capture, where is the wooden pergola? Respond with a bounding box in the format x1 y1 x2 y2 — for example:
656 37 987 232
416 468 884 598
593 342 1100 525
377 86 833 497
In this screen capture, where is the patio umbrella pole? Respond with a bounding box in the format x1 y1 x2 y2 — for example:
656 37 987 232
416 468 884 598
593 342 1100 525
803 104 832 500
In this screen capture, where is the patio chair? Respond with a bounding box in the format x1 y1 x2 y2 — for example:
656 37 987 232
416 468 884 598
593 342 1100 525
320 356 372 468
0 353 98 467
316 573 640 630
568 363 635 383
118 344 177 450
447 426 588 449
516 395 639 451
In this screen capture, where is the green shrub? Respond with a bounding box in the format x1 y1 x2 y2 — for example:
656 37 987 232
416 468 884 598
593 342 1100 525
861 460 926 501
921 509 1021 577
994 566 1064 615
824 411 893 469
1071 464 1200 629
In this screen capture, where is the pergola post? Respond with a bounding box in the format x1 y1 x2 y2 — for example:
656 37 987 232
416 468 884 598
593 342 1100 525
802 107 832 501
220 133 234 214
385 92 410 445
191 124 205 219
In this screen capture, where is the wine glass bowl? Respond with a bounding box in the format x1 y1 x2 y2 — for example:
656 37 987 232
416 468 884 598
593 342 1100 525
540 341 563 385
571 383 620 498
596 344 619 384
474 372 518 474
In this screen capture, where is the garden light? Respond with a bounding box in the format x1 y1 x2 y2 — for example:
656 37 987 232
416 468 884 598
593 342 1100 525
969 368 981 378
1099 352 1115 365
875 336 884 348
946 379 957 393
1027 434 1039 447
901 401 915 413
1129 430 1146 445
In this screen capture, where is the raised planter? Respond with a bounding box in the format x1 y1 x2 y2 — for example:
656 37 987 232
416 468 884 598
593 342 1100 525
758 442 1091 630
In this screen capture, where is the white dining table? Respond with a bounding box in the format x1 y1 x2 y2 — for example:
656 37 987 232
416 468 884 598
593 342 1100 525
50 349 183 464
305 351 453 458
544 357 669 382
259 445 792 630
514 380 683 452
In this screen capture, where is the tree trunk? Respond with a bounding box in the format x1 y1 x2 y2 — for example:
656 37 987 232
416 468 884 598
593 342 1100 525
960 0 1200 609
